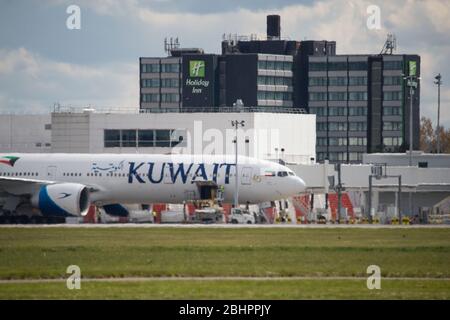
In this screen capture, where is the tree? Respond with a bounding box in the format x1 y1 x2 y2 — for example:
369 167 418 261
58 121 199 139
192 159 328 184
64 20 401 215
420 116 450 153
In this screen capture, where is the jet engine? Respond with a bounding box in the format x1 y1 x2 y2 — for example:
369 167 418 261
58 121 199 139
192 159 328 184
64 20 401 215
31 183 90 217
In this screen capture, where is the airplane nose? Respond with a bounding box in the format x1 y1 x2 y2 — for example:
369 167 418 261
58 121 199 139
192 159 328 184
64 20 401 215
296 177 306 193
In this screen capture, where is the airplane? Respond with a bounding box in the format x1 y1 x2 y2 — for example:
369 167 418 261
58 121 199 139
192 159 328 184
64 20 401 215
0 153 306 218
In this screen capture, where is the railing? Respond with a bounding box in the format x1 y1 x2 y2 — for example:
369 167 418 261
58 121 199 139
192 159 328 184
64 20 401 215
140 106 308 114
49 104 308 115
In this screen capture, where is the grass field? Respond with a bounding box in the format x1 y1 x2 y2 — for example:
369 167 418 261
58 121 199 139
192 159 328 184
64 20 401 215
0 226 449 299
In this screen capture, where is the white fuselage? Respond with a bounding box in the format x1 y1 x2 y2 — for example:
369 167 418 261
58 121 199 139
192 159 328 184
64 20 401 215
0 154 306 205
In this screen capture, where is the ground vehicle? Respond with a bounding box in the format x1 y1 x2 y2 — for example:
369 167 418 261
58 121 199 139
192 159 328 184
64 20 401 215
192 208 225 224
228 208 255 224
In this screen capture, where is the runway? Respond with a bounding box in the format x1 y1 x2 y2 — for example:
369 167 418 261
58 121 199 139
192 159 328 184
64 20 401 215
0 223 449 229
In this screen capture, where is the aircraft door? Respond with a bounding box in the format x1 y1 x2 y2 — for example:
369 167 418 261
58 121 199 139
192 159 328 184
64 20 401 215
241 167 252 185
47 166 57 179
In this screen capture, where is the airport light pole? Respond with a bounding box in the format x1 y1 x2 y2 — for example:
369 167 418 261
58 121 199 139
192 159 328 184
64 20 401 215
403 74 420 216
232 120 245 208
434 74 442 153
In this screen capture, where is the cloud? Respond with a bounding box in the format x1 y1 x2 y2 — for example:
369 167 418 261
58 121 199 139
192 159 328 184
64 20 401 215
0 48 138 113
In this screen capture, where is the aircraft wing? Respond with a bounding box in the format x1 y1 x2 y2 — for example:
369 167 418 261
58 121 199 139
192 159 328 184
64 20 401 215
0 176 100 196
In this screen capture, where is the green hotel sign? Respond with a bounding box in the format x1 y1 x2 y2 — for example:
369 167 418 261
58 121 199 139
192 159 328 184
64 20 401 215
189 60 205 77
409 61 417 76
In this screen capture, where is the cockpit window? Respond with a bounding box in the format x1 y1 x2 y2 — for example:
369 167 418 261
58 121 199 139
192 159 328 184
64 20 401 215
288 171 295 176
277 171 288 177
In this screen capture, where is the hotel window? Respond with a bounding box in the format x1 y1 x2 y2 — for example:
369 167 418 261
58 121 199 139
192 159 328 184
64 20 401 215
309 62 327 71
317 122 328 131
328 61 347 71
328 92 347 101
275 77 284 85
141 63 160 73
348 61 368 70
328 77 347 86
329 137 347 146
349 107 368 116
141 79 160 88
349 92 367 101
275 61 284 70
317 152 327 161
349 137 367 146
282 92 292 100
283 61 292 71
309 77 327 86
383 91 402 101
349 152 363 161
349 77 367 86
328 107 347 116
141 93 159 103
329 152 347 161
161 93 179 103
384 60 403 70
383 106 402 116
161 63 179 73
161 78 179 88
309 107 326 116
329 122 347 131
384 76 402 85
317 137 328 146
383 137 403 146
383 122 403 131
348 137 367 146
258 60 267 69
349 122 367 131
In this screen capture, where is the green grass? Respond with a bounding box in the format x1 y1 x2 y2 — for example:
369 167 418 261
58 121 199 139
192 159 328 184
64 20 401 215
0 227 449 299
0 279 448 300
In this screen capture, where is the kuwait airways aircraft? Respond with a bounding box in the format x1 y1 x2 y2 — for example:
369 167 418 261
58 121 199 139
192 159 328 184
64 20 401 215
0 154 306 218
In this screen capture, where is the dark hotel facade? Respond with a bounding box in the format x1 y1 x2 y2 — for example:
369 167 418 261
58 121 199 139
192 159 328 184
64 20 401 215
139 15 420 163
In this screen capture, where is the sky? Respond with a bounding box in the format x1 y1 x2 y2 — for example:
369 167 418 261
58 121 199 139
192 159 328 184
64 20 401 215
0 0 449 127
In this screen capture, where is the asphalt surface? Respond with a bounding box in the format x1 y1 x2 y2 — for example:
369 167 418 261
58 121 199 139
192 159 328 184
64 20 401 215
0 223 449 228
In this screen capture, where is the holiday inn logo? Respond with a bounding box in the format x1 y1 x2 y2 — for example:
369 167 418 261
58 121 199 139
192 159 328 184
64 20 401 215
0 156 20 167
189 60 205 77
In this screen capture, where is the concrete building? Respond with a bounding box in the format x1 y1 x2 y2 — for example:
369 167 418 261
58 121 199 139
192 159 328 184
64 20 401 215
0 114 52 153
140 55 183 111
49 110 316 163
309 54 420 163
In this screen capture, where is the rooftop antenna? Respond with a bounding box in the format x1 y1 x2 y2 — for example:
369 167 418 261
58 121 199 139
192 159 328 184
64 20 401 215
164 37 180 56
380 33 397 55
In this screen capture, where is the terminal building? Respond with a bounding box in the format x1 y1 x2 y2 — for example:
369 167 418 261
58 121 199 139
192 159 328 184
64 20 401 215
0 110 316 164
139 15 420 163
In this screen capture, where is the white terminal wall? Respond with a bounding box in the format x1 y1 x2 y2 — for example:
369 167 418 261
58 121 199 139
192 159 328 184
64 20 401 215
51 112 316 163
0 115 51 153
